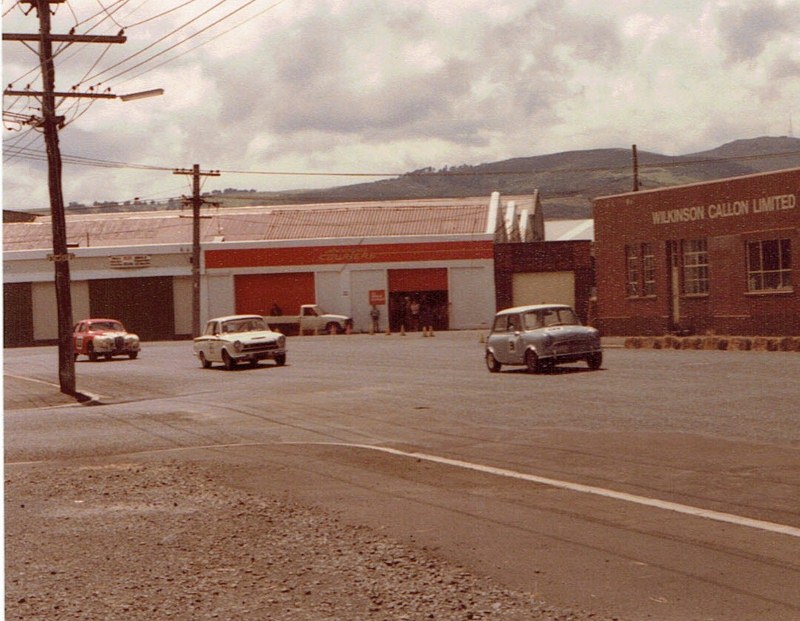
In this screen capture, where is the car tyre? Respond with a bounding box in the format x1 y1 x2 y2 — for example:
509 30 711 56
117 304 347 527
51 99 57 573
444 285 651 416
129 351 138 360
326 322 340 335
222 350 236 370
485 351 501 373
88 343 98 362
198 352 211 369
587 352 603 370
275 353 286 366
525 349 541 373
104 353 113 361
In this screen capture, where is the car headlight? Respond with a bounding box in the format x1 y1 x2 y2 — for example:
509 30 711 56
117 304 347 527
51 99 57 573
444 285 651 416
277 335 286 348
233 340 243 353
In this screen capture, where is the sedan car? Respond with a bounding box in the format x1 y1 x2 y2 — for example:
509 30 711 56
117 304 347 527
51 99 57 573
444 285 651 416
485 304 602 373
73 318 141 361
193 315 287 370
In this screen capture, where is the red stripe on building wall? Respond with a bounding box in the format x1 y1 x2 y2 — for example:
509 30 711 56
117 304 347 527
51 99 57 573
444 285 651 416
205 240 494 269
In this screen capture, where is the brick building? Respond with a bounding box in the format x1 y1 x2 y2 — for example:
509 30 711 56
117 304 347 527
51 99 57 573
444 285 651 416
593 168 800 336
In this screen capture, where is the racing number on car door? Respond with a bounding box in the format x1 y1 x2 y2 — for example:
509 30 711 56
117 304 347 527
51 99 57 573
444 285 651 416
506 314 524 364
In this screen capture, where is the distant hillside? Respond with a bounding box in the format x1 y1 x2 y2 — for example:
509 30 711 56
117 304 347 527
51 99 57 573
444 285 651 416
63 136 800 219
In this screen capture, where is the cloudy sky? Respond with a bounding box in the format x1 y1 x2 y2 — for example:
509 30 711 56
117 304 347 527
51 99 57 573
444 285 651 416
2 0 799 210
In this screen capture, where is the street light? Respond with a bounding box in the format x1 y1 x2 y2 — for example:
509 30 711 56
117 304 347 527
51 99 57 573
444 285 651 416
118 88 164 102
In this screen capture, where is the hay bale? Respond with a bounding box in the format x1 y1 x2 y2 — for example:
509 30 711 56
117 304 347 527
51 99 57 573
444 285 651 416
752 337 770 351
702 336 719 350
730 337 752 351
625 337 642 349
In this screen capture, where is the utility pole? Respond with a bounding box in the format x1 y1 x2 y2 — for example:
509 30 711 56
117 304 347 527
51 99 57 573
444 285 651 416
173 165 220 338
632 144 640 192
4 1 126 395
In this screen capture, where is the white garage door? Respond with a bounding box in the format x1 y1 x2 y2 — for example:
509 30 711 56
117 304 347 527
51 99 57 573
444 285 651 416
512 271 575 307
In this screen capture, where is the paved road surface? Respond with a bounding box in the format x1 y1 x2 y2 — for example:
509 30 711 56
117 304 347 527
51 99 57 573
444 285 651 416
5 332 800 620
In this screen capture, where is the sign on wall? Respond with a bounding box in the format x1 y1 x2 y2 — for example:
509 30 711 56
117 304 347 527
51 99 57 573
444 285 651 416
369 289 386 305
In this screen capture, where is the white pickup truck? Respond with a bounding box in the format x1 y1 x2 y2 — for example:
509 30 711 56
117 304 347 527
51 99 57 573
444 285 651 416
264 304 353 335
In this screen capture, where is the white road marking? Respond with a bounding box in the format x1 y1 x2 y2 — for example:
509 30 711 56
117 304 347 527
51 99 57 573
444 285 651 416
5 373 61 388
311 443 800 539
8 439 800 539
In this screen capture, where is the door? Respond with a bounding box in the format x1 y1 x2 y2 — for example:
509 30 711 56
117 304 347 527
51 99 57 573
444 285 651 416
667 241 681 329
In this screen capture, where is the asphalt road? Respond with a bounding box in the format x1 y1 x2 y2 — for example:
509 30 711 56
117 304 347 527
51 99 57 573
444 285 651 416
5 331 800 620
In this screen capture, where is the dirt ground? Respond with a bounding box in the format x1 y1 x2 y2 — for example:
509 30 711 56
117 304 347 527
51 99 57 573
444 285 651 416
5 459 626 621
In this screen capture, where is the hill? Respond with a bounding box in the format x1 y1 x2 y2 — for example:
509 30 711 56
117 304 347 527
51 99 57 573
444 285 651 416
65 136 800 219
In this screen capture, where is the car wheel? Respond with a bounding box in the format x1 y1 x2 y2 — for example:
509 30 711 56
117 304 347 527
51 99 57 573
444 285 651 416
198 352 211 369
88 343 98 362
222 350 236 370
275 353 286 366
485 351 501 373
249 359 259 368
587 352 603 370
104 353 113 361
129 351 138 360
525 349 541 373
326 322 340 335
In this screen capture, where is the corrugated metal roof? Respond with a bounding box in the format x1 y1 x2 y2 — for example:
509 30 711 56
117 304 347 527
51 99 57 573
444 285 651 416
3 197 505 252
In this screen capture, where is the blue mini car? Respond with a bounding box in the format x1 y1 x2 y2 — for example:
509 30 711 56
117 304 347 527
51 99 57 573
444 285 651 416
485 304 602 373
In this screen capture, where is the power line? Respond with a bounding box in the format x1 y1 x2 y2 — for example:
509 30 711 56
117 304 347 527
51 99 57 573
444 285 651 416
6 144 800 178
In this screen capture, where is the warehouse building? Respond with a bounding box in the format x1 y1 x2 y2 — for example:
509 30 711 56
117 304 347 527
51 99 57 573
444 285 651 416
6 191 597 346
593 168 800 336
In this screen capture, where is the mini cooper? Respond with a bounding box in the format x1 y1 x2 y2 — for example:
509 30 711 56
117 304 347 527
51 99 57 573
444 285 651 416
193 315 287 370
485 304 602 373
73 318 141 361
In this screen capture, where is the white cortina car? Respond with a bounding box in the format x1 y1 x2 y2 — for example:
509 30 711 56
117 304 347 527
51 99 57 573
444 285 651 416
193 315 287 370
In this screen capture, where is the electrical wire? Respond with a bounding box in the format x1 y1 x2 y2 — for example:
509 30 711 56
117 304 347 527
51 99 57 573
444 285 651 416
109 0 290 88
78 0 230 87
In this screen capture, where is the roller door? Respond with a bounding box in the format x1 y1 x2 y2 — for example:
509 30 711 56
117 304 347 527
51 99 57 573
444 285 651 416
4 282 33 347
234 272 315 316
89 277 175 342
512 271 575 308
387 268 449 332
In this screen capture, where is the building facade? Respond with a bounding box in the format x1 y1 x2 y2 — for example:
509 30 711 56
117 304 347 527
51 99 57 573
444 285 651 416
3 194 542 345
593 168 800 336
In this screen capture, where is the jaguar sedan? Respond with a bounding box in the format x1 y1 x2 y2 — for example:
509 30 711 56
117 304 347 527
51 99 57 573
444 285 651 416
193 315 287 370
485 304 602 373
73 318 140 361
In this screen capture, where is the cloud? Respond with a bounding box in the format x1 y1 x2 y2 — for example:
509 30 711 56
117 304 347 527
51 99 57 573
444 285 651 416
2 0 799 210
717 0 797 63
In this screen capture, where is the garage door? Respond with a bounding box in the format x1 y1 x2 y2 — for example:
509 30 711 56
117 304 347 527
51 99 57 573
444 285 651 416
4 282 33 347
89 277 175 342
512 271 575 307
235 272 315 316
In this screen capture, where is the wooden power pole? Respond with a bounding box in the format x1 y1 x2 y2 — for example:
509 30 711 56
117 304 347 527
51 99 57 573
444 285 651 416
4 1 125 395
173 165 220 338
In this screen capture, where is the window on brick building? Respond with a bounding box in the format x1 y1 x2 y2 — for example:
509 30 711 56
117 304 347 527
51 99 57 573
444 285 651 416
682 239 709 295
625 245 639 297
625 243 656 297
747 239 792 292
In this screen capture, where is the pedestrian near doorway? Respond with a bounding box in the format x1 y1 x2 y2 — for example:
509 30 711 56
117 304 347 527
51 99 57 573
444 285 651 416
370 305 380 334
420 299 435 337
409 298 420 331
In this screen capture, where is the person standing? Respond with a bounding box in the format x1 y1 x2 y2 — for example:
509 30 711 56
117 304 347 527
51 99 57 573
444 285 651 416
409 298 420 332
420 298 435 337
370 305 380 334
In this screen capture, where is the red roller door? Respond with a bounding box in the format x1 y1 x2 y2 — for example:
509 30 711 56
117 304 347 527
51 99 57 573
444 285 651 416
235 272 315 315
388 268 448 292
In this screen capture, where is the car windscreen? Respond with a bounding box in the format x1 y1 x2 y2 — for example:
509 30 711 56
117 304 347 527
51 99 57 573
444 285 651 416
526 308 580 328
222 318 267 333
90 321 124 331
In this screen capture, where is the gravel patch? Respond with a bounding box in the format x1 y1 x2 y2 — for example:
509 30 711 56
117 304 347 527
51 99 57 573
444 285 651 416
5 461 625 620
